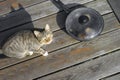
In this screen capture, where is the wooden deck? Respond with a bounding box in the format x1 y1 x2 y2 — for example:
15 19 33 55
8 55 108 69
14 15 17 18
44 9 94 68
0 0 120 80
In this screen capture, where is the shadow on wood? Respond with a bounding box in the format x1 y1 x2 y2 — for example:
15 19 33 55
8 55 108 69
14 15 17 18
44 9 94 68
51 0 85 34
0 4 36 58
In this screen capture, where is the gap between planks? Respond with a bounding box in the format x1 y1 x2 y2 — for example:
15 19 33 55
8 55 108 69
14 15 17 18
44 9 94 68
36 50 120 80
33 48 120 80
100 72 120 80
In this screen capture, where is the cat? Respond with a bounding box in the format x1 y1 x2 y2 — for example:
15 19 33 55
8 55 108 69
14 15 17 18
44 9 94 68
1 24 53 59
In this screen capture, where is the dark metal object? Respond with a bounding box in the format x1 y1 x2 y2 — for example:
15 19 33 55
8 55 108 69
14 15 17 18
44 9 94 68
53 0 104 41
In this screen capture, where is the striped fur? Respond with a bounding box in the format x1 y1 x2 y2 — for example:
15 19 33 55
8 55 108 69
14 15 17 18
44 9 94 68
2 24 53 58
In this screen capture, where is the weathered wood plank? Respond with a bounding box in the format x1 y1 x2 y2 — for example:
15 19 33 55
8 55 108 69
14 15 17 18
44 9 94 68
0 12 119 69
0 0 111 32
100 73 120 80
0 0 93 16
0 0 47 15
0 28 120 80
86 0 112 15
37 50 120 80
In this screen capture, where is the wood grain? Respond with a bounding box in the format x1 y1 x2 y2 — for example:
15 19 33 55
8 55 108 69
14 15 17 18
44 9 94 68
100 73 120 80
0 28 120 80
0 0 111 32
37 50 120 80
0 0 93 16
0 0 47 15
0 12 119 69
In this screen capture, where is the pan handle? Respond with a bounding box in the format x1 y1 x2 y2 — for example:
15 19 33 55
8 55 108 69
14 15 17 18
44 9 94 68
53 0 70 13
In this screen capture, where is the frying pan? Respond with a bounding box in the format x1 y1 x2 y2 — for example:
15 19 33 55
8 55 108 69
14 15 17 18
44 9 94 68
53 0 104 41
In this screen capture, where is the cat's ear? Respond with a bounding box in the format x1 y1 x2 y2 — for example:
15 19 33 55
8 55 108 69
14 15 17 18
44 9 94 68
34 30 40 37
45 24 50 31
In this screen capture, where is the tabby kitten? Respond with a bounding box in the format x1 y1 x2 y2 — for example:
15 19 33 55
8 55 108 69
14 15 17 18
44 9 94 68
2 24 53 59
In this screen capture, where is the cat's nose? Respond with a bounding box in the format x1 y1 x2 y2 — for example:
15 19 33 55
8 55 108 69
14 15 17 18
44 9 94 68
45 38 50 42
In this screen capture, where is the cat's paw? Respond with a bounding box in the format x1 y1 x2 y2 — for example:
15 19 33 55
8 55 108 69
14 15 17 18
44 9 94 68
43 51 48 56
28 51 33 55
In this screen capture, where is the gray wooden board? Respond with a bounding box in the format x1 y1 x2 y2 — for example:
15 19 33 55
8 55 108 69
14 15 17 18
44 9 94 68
0 0 93 16
0 28 120 80
0 0 110 32
0 0 5 2
0 12 119 70
37 50 120 80
108 0 120 23
100 73 120 80
0 0 48 15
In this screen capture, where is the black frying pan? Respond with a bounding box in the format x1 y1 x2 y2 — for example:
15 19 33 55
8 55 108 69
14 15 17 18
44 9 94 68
53 0 104 41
